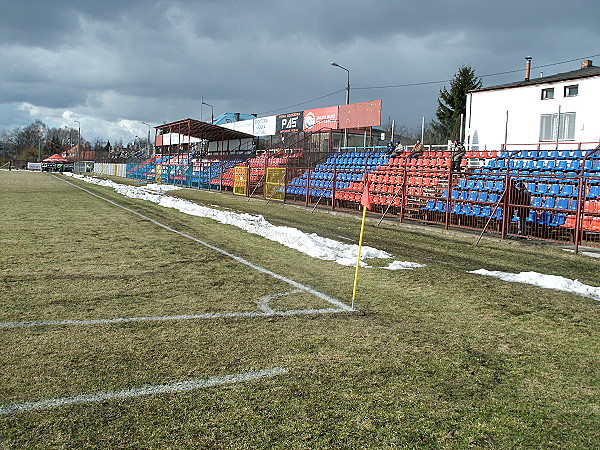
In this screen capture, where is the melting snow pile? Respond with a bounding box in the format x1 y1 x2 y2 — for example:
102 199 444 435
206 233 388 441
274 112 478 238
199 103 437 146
67 174 424 270
470 269 600 302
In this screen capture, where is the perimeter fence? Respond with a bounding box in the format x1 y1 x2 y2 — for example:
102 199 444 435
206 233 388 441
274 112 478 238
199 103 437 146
89 143 600 253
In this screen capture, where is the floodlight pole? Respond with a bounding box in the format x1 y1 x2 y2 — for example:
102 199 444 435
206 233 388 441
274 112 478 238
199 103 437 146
74 120 80 162
331 61 350 147
202 101 214 124
142 121 151 156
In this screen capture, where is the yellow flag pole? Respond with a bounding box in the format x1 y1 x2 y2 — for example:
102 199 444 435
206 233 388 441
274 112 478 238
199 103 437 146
352 204 368 310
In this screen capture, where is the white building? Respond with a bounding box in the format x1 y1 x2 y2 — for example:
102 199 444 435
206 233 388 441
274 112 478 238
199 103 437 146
465 59 600 151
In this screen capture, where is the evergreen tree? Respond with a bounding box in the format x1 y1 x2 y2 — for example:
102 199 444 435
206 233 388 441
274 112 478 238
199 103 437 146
432 65 482 142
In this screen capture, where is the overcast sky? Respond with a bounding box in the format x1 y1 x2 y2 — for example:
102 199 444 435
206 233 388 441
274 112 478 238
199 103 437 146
1 0 599 143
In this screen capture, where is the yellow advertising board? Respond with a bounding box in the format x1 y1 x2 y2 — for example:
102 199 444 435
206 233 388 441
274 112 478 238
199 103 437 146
265 168 286 201
233 166 249 196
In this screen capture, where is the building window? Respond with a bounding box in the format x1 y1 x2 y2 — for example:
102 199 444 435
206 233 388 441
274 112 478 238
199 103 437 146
541 88 554 99
564 85 578 97
539 112 576 141
558 112 576 141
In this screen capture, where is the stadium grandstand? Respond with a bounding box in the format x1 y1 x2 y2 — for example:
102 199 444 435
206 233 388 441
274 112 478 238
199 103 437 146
93 62 600 254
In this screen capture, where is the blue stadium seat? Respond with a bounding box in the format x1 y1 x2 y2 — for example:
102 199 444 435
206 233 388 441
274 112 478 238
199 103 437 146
530 197 543 208
479 206 492 217
555 198 569 210
434 201 447 212
424 200 436 211
549 213 566 227
538 211 552 225
543 197 555 209
556 160 568 171
461 204 473 215
558 185 575 197
548 184 561 196
587 185 600 199
526 211 538 223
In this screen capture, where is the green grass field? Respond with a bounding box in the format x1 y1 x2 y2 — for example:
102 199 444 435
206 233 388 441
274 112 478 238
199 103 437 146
1 170 599 448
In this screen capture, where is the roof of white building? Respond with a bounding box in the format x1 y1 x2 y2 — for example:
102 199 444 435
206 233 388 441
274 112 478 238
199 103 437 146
471 63 600 93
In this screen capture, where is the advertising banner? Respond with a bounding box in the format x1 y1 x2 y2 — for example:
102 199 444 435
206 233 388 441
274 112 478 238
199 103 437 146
303 106 339 132
222 119 255 135
339 100 382 129
276 111 304 134
254 116 276 136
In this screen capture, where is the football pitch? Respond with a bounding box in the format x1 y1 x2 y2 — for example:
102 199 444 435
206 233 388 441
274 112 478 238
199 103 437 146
1 171 599 448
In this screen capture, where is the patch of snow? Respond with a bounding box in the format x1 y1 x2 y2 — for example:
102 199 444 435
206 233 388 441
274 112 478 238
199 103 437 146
383 261 427 270
469 269 600 302
66 174 425 270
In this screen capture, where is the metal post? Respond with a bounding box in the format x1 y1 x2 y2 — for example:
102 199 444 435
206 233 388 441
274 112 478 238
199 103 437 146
331 62 350 147
74 120 80 163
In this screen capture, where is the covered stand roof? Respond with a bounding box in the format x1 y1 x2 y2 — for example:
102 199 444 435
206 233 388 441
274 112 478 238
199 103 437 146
155 118 253 142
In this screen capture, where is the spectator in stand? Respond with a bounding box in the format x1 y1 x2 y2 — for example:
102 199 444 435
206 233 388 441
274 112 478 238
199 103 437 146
503 180 532 235
451 139 466 171
408 139 424 159
385 141 395 155
386 140 405 157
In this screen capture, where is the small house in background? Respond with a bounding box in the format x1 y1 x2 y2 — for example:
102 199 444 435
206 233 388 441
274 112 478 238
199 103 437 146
466 59 600 151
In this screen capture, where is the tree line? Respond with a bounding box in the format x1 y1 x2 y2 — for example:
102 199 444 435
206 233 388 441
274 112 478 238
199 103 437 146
0 120 150 163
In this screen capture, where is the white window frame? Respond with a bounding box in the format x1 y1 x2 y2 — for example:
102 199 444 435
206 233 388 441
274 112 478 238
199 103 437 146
541 88 554 100
564 85 578 97
539 112 576 141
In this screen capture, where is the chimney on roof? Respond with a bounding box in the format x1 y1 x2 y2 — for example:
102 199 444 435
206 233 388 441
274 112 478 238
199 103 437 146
581 59 593 68
524 57 532 81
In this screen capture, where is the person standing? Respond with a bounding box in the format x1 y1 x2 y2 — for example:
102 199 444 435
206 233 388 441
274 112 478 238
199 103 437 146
451 139 466 171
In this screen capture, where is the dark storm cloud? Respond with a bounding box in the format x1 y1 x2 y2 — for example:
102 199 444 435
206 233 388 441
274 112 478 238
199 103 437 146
0 0 599 140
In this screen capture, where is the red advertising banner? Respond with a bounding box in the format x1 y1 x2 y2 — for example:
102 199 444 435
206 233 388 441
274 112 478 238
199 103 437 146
303 106 339 132
339 100 382 129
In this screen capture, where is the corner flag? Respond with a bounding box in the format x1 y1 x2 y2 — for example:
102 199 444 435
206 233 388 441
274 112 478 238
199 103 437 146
352 176 372 309
360 178 372 210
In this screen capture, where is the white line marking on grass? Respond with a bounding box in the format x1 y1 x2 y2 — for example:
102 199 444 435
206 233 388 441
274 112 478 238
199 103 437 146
0 307 347 329
0 368 288 415
257 289 303 313
57 176 352 312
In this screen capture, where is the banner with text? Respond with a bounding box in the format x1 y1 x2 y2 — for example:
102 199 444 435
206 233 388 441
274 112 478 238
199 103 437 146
276 111 304 134
303 106 339 132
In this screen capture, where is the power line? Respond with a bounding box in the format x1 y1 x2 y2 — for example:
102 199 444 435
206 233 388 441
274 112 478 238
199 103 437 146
257 52 600 115
355 52 600 91
258 89 345 115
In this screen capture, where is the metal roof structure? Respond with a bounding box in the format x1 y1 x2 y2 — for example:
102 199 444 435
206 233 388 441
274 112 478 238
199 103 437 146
155 118 253 142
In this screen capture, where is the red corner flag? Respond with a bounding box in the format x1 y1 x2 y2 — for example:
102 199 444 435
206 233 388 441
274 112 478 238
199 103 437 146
360 178 372 210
